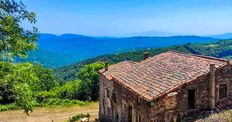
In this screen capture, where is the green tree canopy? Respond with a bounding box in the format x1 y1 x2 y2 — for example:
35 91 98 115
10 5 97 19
0 62 58 114
77 62 104 101
0 0 38 60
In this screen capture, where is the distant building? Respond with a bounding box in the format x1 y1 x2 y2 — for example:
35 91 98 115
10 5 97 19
98 51 232 122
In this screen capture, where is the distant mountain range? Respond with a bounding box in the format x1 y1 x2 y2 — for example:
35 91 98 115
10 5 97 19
115 30 232 39
121 30 181 37
123 30 232 39
18 34 216 67
18 32 232 67
208 33 232 39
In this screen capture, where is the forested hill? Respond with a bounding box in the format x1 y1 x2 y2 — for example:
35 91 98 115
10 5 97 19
54 39 232 81
19 34 217 67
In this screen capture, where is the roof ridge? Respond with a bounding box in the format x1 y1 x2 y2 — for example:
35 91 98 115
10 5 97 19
168 50 229 63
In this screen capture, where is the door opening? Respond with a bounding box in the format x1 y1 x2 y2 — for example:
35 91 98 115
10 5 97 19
128 105 132 122
188 89 195 109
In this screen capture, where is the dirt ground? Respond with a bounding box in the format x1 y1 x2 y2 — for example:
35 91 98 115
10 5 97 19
0 102 99 122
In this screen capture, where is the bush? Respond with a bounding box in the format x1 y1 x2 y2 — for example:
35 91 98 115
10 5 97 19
77 62 104 101
0 62 59 113
38 98 90 107
35 91 58 103
0 61 103 113
55 80 81 99
0 103 19 112
68 113 90 122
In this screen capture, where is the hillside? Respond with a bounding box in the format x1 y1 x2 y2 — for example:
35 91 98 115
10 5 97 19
54 39 232 81
19 34 217 67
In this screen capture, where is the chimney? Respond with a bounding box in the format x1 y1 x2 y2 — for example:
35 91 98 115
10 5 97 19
143 52 150 60
105 62 109 71
227 60 230 65
209 64 216 110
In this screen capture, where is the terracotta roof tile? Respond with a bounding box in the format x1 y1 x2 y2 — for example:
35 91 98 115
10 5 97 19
101 51 228 101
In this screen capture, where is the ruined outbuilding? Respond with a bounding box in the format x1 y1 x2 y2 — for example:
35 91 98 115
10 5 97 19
99 51 232 122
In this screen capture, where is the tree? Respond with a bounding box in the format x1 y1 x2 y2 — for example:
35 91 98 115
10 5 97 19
0 62 59 114
0 62 37 114
77 62 104 101
0 0 38 60
32 64 58 91
0 0 38 114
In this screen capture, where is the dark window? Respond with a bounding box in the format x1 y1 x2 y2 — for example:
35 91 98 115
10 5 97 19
106 88 110 98
112 91 117 103
116 114 119 120
137 96 141 105
128 105 132 122
219 84 227 99
188 89 195 109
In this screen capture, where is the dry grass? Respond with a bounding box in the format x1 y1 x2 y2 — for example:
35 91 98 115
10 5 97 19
0 102 98 122
195 110 232 122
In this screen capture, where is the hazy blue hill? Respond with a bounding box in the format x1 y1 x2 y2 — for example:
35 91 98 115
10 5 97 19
209 33 232 39
21 34 218 67
39 33 58 40
59 34 93 39
123 30 181 37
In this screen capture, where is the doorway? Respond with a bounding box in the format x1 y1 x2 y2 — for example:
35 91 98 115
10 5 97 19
128 105 132 122
188 89 195 109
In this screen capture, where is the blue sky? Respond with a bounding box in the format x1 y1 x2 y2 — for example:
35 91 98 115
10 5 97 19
21 0 232 36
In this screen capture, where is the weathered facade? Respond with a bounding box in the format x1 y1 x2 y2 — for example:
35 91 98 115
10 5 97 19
99 51 232 122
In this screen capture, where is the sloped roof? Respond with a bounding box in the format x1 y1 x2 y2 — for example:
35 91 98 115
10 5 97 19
100 51 229 101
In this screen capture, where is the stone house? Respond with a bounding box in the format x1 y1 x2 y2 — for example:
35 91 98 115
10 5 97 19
98 51 232 122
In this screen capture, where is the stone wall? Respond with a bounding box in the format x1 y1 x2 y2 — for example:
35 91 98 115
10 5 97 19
99 74 153 122
99 64 232 122
215 64 232 104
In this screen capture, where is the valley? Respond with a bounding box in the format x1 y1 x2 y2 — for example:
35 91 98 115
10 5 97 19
54 39 232 81
19 34 218 67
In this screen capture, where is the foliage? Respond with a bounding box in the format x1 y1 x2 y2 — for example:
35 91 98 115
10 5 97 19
52 62 104 101
0 62 58 114
55 80 81 99
68 113 90 122
186 40 232 59
33 63 58 91
0 0 38 60
77 62 104 101
0 103 18 112
38 98 90 107
0 0 38 113
13 83 35 115
0 61 103 113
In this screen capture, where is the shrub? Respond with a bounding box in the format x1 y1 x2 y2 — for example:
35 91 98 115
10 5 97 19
77 62 104 101
55 80 81 99
0 103 19 112
39 98 90 107
68 113 90 122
